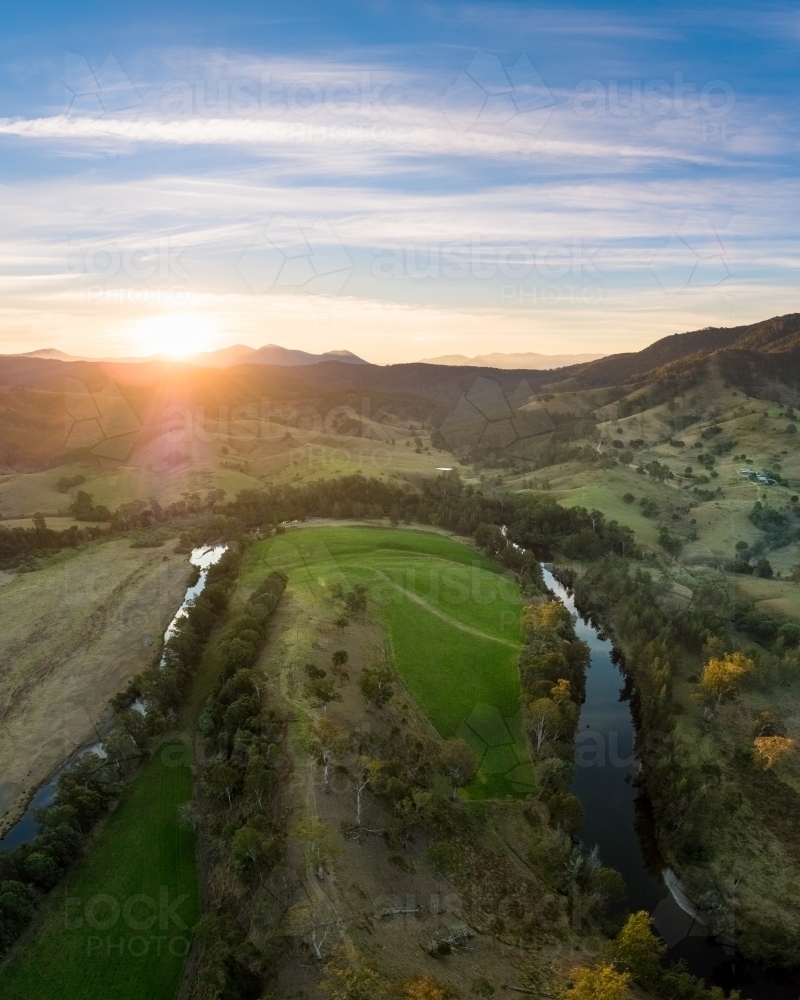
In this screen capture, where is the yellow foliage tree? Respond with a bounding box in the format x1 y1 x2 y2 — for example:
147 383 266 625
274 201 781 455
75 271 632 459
523 599 572 639
321 953 393 1000
550 678 572 704
697 652 754 712
753 735 796 770
402 977 451 1000
610 910 665 984
559 963 631 1000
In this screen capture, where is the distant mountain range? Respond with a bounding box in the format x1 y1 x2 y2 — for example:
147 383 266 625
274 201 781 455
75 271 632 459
421 351 606 369
4 314 800 470
13 345 368 368
188 344 367 367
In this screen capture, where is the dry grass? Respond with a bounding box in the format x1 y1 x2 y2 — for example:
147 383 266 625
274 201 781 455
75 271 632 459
0 538 193 836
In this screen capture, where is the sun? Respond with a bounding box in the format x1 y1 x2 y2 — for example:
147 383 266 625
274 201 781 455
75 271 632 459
135 312 216 359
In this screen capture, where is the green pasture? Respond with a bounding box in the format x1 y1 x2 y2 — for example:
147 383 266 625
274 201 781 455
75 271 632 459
243 525 534 797
0 738 199 1000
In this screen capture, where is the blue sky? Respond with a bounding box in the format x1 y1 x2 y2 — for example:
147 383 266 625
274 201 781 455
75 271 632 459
0 1 798 363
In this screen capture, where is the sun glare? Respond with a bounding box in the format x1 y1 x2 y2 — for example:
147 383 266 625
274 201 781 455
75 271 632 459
136 312 216 359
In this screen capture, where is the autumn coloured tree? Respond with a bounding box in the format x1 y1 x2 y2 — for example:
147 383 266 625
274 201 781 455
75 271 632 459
697 651 754 712
610 910 665 985
523 599 573 641
753 735 796 770
402 977 452 1000
559 963 630 1000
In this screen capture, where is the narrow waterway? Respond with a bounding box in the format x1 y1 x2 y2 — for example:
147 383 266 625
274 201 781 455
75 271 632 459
542 566 800 1000
0 544 226 855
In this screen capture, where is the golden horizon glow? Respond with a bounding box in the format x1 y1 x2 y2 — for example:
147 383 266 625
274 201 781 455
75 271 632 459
134 311 217 359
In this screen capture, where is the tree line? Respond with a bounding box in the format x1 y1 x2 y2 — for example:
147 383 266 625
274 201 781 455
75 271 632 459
0 544 245 960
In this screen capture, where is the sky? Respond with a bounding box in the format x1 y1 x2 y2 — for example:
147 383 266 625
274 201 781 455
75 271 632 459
0 0 798 365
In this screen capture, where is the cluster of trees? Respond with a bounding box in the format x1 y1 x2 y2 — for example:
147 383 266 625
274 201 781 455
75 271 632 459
519 600 589 836
191 570 288 998
569 555 799 909
221 473 636 568
0 517 107 569
0 544 245 959
748 500 798 548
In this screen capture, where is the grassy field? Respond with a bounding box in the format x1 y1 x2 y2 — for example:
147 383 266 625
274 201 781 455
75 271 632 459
0 738 199 1000
0 540 192 837
243 525 533 796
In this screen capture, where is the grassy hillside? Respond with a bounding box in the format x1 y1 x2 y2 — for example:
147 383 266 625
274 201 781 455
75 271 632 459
243 525 533 796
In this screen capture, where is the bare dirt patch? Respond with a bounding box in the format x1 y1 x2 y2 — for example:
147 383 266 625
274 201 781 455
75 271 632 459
0 538 193 835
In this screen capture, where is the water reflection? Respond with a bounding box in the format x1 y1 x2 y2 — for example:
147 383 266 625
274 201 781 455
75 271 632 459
541 564 800 999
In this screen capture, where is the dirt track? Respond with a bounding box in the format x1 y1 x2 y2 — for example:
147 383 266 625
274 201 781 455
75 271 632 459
0 539 192 837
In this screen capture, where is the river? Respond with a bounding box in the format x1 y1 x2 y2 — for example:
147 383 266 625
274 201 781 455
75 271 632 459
542 565 800 1000
0 544 226 855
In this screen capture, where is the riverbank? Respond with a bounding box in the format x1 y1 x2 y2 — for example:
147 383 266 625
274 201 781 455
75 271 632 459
548 556 800 996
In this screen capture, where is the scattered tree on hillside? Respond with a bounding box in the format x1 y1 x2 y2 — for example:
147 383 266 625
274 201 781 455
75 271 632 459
359 666 394 707
320 951 392 1000
610 910 665 986
295 816 342 880
753 735 796 770
529 697 561 750
440 738 478 796
696 651 754 713
306 719 350 793
559 963 630 1000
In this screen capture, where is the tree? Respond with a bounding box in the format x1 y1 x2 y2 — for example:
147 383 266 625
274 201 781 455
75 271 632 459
697 651 754 712
321 952 392 1000
0 880 36 953
352 756 382 828
753 735 796 770
610 910 665 985
204 763 241 808
523 599 572 640
231 824 277 883
529 697 561 750
788 563 800 584
306 719 350 792
560 963 630 999
305 675 343 711
402 977 451 1000
295 816 341 879
331 649 349 670
359 666 394 707
550 678 572 704
548 792 585 838
755 557 774 578
440 738 478 795
245 754 273 808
